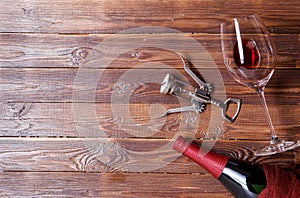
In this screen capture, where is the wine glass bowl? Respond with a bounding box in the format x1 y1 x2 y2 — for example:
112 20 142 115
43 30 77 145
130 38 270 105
221 15 276 91
221 15 300 156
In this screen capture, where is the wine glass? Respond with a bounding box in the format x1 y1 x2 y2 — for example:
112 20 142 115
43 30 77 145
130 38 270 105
220 14 300 156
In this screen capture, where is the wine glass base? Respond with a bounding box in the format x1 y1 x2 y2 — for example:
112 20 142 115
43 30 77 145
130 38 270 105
254 139 300 156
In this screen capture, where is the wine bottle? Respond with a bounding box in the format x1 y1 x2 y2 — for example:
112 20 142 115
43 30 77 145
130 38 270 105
173 136 266 198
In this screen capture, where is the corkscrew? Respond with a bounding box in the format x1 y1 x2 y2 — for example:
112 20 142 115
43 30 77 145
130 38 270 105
159 53 242 122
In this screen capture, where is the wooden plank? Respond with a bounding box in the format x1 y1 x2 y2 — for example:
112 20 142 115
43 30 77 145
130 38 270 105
0 33 298 68
0 68 299 103
0 171 232 197
0 102 299 140
0 138 296 173
0 0 299 33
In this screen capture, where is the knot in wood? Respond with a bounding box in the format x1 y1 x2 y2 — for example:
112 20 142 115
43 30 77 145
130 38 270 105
71 47 91 65
22 8 34 18
3 103 32 118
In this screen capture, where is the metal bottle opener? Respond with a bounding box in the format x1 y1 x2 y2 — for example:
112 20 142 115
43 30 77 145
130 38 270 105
159 53 242 122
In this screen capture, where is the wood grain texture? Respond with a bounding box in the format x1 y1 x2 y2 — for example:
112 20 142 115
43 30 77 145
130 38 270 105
0 171 232 197
0 102 299 141
0 138 297 173
0 67 299 140
0 68 299 102
0 34 298 68
0 0 299 34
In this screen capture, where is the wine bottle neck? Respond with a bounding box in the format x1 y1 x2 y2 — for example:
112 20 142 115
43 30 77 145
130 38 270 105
184 142 229 178
173 136 229 178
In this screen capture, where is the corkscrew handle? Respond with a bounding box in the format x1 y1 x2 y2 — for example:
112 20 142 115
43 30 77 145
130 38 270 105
222 98 242 122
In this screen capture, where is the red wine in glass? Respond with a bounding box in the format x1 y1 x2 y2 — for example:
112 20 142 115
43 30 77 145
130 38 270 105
233 39 260 69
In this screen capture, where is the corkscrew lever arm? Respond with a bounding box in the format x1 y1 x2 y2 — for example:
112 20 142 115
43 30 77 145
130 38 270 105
177 52 213 94
156 105 201 118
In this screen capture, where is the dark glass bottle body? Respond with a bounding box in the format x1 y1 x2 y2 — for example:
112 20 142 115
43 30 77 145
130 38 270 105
173 136 266 198
219 159 266 197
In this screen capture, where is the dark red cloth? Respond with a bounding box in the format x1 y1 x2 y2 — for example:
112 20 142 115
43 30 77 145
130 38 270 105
259 165 300 198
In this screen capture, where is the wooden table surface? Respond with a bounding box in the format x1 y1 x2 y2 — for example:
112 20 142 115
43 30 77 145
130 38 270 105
0 0 299 197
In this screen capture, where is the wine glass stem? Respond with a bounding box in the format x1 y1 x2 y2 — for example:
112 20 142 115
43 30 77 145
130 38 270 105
257 89 278 144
